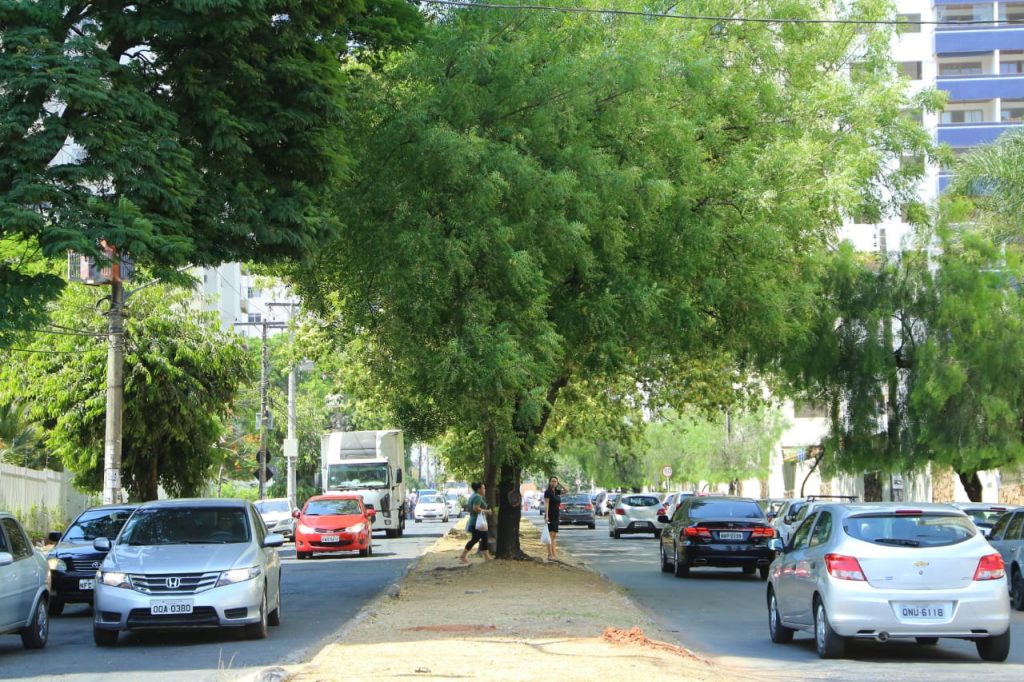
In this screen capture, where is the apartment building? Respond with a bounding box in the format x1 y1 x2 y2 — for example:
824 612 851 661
194 264 296 338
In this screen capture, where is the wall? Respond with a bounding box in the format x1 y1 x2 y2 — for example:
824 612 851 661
0 463 94 537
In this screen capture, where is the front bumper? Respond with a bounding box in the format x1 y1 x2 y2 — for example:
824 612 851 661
51 571 98 604
94 578 265 631
295 530 369 553
264 518 295 537
821 576 1011 639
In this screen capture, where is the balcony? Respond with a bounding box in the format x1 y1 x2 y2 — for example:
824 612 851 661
938 74 1024 100
936 27 1024 53
936 121 1023 146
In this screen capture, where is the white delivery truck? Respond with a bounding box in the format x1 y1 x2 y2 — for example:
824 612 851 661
320 430 407 538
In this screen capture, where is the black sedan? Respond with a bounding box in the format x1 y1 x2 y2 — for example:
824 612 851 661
558 494 596 529
46 504 137 614
658 496 775 579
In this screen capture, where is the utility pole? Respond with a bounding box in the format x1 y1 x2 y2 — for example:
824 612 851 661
258 321 269 500
102 272 124 505
268 301 299 510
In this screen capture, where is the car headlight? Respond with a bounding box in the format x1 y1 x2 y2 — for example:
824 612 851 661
48 557 67 572
347 523 366 533
216 566 262 587
100 571 131 589
297 523 314 534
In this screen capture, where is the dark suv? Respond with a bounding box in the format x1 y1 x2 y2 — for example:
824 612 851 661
658 496 775 579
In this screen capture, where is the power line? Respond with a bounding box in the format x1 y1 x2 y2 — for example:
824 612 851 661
1 346 106 355
418 1 1021 27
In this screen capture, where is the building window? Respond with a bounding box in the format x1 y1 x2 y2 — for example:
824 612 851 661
937 4 994 27
248 312 262 324
999 4 1024 24
938 61 984 76
897 13 922 32
900 61 923 80
1003 101 1024 121
1001 51 1024 74
247 287 261 299
941 109 985 123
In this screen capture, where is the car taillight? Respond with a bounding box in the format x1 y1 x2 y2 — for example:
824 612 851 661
974 553 1005 581
615 508 625 515
584 504 593 510
750 527 775 538
824 553 866 581
683 526 712 539
656 506 665 516
559 503 566 511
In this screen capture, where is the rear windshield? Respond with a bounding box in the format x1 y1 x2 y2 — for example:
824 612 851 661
622 495 660 507
565 495 591 504
844 513 976 548
687 500 764 520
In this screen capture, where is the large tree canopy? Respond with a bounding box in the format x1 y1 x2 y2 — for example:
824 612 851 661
0 0 422 340
289 0 930 556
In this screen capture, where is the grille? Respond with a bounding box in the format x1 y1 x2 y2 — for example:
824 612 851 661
127 607 219 628
67 555 106 573
314 527 342 533
128 572 220 595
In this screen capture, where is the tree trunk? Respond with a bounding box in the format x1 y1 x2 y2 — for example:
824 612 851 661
482 425 499 550
863 471 882 502
495 460 527 559
957 470 983 502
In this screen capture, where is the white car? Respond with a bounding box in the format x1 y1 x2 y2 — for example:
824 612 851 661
414 495 449 523
609 494 664 538
254 498 296 539
766 502 1010 661
445 492 463 518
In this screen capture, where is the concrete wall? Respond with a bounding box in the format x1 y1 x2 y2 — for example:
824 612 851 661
0 463 94 536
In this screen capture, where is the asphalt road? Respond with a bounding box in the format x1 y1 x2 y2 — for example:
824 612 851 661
532 516 1024 682
0 520 453 682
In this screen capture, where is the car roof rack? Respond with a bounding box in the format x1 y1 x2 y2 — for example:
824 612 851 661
806 495 859 501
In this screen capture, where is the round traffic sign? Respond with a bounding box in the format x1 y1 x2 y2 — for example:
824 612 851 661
662 465 673 478
574 478 581 485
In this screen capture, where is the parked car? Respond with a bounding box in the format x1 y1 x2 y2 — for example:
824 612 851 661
609 494 663 538
0 512 50 649
294 494 376 559
988 507 1024 610
766 502 1011 661
91 498 284 646
658 496 775 579
46 504 137 615
445 492 464 518
953 503 1019 539
254 498 297 540
414 494 450 523
772 499 808 544
559 494 597 529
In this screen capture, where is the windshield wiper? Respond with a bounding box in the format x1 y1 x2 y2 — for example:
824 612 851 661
873 537 920 547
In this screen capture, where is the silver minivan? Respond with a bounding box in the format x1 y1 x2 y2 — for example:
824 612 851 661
766 502 1010 661
92 498 284 646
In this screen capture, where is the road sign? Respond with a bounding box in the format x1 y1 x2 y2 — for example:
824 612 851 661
662 465 673 478
574 478 581 486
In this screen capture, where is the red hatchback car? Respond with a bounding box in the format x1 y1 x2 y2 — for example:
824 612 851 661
293 494 376 559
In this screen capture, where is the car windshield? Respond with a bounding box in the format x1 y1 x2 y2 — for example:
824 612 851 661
254 500 290 515
120 508 250 545
63 508 134 542
845 513 976 547
419 495 442 504
687 500 765 520
327 462 389 488
622 495 659 507
305 499 361 516
445 493 459 502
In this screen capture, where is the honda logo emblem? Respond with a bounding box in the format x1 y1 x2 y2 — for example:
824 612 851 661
166 577 181 589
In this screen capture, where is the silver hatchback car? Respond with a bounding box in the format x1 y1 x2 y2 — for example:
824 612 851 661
766 502 1011 661
92 499 284 646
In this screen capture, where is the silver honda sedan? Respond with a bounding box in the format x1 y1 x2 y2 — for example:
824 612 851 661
766 502 1011 661
92 498 283 646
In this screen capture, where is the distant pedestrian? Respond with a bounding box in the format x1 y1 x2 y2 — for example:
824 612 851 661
459 481 493 564
543 476 565 561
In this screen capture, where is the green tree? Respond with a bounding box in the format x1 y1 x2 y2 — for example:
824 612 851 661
289 0 930 557
0 0 421 339
0 400 50 468
0 282 255 500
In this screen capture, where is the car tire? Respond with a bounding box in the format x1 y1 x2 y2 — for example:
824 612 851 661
245 588 269 640
759 565 770 580
612 528 621 539
915 637 938 645
976 629 1011 662
48 597 65 617
296 551 309 560
93 626 118 647
359 546 369 557
1010 568 1024 611
814 598 846 659
652 532 659 539
20 598 49 649
660 545 672 573
588 523 595 530
742 564 756 575
268 578 282 627
673 547 690 578
767 589 794 644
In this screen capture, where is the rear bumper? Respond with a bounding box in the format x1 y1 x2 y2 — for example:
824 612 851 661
611 518 660 533
560 514 595 526
681 542 774 566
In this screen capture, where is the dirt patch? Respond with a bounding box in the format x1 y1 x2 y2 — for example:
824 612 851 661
285 520 745 681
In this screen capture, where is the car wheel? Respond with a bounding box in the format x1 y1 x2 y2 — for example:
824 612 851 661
976 629 1011 662
359 546 369 557
612 528 621 539
588 523 595 529
759 565 770 581
245 588 269 640
20 598 49 649
814 598 846 659
767 589 794 644
673 547 690 578
660 545 672 573
1010 568 1024 611
652 531 659 539
93 626 118 647
296 551 309 560
268 578 282 627
915 637 938 645
48 597 65 617
742 564 756 575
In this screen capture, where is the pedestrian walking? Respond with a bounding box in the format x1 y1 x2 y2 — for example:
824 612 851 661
460 481 493 563
543 476 565 561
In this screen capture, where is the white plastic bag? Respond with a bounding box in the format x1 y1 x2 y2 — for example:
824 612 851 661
540 524 551 545
475 513 488 532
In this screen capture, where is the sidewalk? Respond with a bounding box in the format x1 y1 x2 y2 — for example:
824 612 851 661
271 520 752 682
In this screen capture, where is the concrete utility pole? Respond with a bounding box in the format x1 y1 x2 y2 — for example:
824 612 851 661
102 273 125 505
258 321 269 500
268 301 299 510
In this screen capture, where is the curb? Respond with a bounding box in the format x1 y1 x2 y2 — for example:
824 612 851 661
236 523 460 682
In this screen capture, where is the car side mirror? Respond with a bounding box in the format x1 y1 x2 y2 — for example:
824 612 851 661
396 468 403 484
768 538 784 552
657 514 670 524
263 533 285 548
0 552 13 567
367 509 377 518
292 509 301 519
48 530 63 543
93 537 112 552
